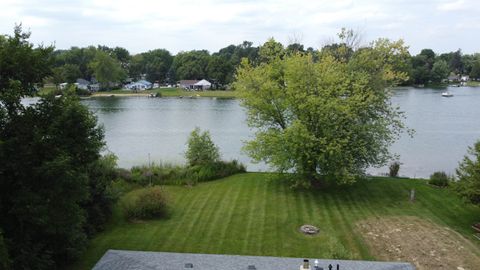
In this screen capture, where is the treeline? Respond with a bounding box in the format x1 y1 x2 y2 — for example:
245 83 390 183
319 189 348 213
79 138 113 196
50 38 480 90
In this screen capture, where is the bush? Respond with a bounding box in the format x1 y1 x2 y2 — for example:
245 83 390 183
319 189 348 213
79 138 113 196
185 127 220 166
124 186 169 220
388 161 401 177
455 140 480 204
429 171 450 187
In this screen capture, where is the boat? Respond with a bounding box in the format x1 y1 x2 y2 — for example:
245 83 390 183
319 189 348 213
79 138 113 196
442 91 453 97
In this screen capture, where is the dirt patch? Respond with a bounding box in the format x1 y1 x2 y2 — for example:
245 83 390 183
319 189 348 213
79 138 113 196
356 216 480 270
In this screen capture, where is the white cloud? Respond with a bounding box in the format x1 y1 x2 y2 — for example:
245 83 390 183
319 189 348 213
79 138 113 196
0 0 479 54
437 0 466 11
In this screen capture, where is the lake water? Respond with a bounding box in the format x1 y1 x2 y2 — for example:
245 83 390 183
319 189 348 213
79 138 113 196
79 86 480 178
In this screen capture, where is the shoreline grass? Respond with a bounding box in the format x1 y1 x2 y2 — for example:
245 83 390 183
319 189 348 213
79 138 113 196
69 173 480 269
89 88 239 98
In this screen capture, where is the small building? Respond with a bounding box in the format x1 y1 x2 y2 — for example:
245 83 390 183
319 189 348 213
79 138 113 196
89 83 100 92
179 79 212 90
447 74 460 82
76 78 90 90
179 80 200 90
194 79 212 90
460 75 470 82
125 80 153 91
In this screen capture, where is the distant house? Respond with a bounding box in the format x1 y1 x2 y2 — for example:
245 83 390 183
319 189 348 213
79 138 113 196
75 78 90 90
125 80 152 91
89 83 100 92
448 74 460 82
179 79 212 90
179 80 199 90
460 75 470 82
194 79 212 90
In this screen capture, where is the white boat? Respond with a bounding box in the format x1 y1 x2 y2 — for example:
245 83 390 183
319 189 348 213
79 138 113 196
442 91 453 97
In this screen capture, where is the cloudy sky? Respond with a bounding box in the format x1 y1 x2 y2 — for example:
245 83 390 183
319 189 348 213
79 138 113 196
0 0 478 55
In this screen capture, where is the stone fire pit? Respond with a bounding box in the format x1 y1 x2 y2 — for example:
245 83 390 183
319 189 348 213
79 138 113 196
300 224 319 235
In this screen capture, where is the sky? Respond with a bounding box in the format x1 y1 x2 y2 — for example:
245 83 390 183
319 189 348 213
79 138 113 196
0 0 478 55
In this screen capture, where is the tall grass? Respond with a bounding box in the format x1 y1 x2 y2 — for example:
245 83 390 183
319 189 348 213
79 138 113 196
126 160 246 186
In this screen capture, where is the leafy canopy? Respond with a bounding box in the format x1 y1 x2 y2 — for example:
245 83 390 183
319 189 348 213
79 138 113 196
0 26 115 269
234 36 409 186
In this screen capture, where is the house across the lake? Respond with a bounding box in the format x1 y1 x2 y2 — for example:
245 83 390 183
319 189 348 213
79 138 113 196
75 78 90 90
179 79 212 90
93 250 415 270
125 80 153 90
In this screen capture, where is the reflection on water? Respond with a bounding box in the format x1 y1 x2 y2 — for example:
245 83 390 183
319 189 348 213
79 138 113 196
22 86 479 178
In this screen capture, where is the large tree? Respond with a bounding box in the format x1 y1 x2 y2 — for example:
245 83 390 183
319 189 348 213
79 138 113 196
234 38 409 187
0 27 115 269
430 59 449 83
89 50 126 89
142 49 173 83
171 50 210 81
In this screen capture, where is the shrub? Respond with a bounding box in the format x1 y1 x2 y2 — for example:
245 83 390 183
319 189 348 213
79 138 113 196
124 186 169 220
429 171 450 187
455 140 480 204
388 161 401 177
185 127 220 166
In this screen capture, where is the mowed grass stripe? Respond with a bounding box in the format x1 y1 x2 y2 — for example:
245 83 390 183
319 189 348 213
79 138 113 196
242 174 264 254
161 182 221 251
70 174 480 270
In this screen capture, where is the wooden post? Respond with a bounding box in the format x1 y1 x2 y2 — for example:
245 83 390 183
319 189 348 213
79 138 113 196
410 189 415 202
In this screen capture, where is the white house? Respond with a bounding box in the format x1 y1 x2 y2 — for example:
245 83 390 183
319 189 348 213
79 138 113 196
125 80 152 91
179 79 211 90
194 79 212 90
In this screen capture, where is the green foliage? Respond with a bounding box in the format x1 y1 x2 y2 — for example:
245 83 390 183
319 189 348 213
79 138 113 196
171 50 210 81
258 38 285 63
430 59 449 83
389 161 401 177
89 50 126 90
82 154 118 236
470 59 480 80
0 27 116 269
455 140 480 204
429 171 450 187
129 160 246 186
185 127 220 166
0 24 54 96
234 37 409 187
142 49 173 83
123 186 169 220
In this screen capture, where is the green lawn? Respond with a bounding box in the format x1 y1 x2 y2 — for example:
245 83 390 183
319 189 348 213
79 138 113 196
90 88 239 98
156 88 239 98
71 173 480 269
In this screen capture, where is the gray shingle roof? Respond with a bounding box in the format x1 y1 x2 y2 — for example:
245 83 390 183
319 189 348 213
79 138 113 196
93 250 415 270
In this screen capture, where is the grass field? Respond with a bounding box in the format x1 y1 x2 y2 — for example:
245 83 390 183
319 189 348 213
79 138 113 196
70 173 480 269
